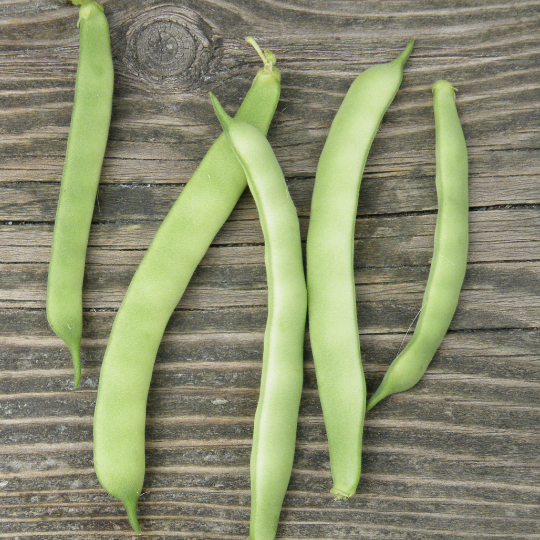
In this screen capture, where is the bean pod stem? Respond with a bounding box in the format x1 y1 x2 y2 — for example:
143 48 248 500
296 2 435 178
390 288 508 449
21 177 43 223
211 94 307 540
306 41 414 499
93 40 281 534
46 0 113 388
367 80 468 411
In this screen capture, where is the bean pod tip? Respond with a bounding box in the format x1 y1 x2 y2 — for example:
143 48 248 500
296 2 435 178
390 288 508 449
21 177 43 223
393 38 415 68
73 362 81 389
209 93 233 134
71 0 103 7
432 79 457 97
330 487 352 501
124 499 141 535
71 0 104 28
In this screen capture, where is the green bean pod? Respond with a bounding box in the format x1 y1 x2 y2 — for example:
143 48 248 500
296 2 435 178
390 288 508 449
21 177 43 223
306 41 414 499
367 80 468 411
93 40 281 534
46 0 113 388
211 94 307 540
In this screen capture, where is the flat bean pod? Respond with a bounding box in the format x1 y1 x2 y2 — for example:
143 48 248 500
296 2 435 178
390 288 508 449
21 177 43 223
93 40 281 534
306 41 414 499
367 80 468 411
211 94 307 540
46 0 113 387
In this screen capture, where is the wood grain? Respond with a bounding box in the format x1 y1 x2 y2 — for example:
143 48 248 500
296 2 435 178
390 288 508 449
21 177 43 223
1 0 539 538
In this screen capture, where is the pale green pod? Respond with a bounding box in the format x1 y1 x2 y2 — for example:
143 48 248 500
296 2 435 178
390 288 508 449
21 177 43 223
306 40 414 499
367 80 468 411
93 40 281 534
211 94 307 540
47 0 113 388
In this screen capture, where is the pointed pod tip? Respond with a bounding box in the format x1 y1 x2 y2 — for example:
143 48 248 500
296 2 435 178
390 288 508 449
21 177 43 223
69 347 81 389
209 93 233 133
366 388 386 412
395 38 415 67
124 499 141 535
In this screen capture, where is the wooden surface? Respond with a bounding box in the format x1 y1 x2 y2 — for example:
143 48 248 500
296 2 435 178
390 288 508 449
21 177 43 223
1 0 540 538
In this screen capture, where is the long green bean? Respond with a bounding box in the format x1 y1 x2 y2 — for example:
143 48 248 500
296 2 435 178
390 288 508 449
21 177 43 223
306 41 414 499
93 39 281 534
47 0 113 387
367 80 468 411
211 93 307 540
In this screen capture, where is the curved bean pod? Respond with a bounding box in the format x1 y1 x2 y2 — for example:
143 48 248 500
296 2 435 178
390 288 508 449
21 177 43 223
211 94 307 540
367 80 468 411
306 41 414 499
46 0 113 387
93 40 281 534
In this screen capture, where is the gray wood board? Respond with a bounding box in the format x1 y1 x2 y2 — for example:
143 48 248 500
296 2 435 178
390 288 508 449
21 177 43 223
1 0 539 538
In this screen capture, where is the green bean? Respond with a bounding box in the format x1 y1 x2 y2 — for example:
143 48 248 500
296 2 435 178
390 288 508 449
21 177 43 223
306 41 414 499
93 39 281 534
211 93 306 540
46 0 113 388
367 80 468 411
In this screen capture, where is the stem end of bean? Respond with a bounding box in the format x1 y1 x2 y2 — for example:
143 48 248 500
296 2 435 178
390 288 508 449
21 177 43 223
245 37 281 82
432 79 457 99
71 0 104 8
330 487 352 501
71 0 104 28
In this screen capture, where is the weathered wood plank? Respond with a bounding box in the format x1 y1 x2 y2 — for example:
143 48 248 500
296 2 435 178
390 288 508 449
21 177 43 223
1 3 539 186
3 159 540 223
1 0 540 538
2 260 540 338
3 207 540 269
2 208 540 274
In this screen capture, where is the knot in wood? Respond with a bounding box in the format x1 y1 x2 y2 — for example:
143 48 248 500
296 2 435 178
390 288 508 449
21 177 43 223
137 20 195 78
121 5 215 91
